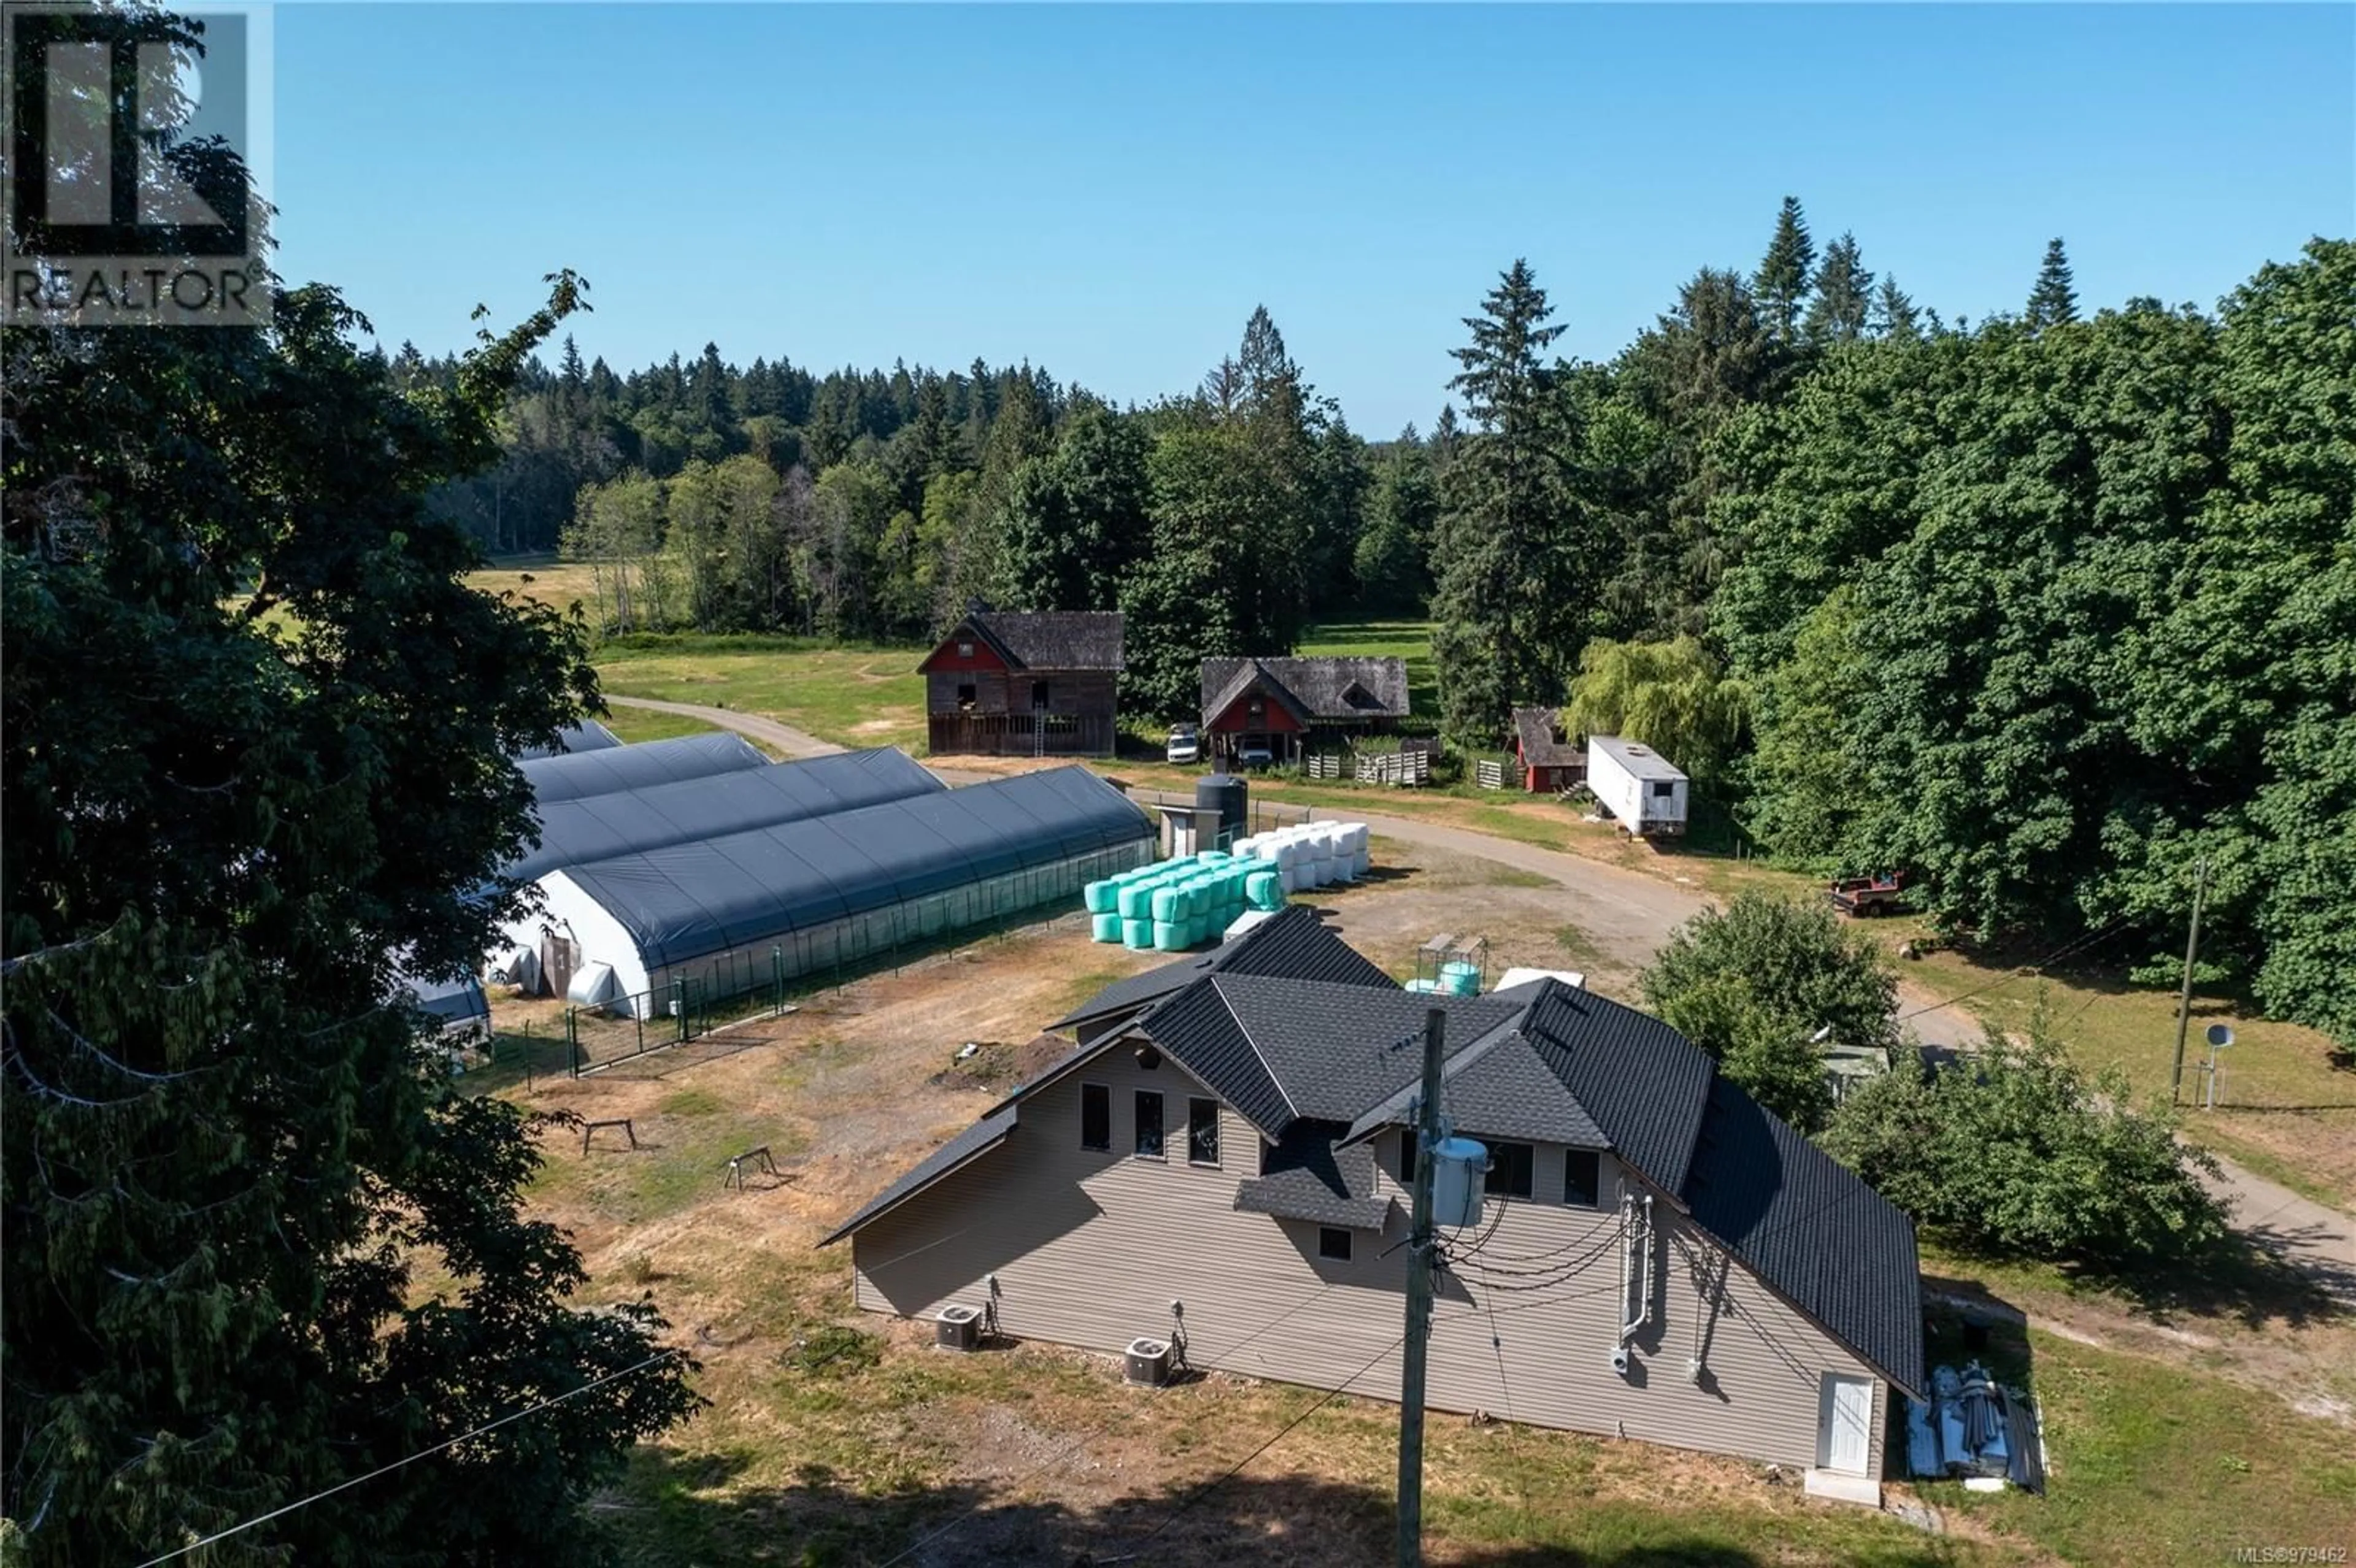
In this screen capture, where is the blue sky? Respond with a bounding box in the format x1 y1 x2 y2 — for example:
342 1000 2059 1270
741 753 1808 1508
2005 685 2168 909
272 4 2354 435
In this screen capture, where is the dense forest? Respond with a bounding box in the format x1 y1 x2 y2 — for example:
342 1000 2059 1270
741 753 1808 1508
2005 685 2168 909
406 207 2354 1044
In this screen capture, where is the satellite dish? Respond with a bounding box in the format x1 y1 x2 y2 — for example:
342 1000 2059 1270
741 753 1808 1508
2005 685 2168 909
2205 1023 2235 1050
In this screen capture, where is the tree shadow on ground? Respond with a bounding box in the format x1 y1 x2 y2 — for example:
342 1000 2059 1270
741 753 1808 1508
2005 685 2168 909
1930 1221 2347 1331
599 1448 1972 1568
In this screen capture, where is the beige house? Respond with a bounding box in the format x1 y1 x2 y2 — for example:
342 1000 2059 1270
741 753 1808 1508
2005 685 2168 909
821 909 1922 1498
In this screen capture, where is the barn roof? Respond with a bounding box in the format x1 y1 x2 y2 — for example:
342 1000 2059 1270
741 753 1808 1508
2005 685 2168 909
1511 707 1581 768
1198 657 1412 725
954 610 1125 672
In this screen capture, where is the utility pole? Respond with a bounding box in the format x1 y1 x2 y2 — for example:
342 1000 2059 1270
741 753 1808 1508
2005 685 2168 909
2169 856 2209 1105
1396 1007 1447 1568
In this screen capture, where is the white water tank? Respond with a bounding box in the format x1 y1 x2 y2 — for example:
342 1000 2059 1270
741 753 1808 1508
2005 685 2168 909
1431 1136 1490 1229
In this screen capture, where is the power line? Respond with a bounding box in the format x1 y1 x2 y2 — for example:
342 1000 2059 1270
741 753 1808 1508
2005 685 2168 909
1895 914 2136 1025
133 1349 686 1567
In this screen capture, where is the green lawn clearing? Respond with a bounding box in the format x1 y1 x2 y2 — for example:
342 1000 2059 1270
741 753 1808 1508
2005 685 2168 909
592 634 928 753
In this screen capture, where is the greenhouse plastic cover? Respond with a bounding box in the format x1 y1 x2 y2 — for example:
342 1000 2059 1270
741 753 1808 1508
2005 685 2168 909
514 719 623 761
518 731 768 804
504 748 945 885
563 765 1151 970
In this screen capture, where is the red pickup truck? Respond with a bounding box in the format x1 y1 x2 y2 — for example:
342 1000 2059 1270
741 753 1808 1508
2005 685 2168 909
1828 874 1904 917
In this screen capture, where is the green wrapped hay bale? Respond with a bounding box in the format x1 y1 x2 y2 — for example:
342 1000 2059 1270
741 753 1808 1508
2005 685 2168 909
1152 920 1187 951
1084 880 1118 915
1150 885 1180 923
1091 912 1122 943
1246 869 1282 910
1122 917 1153 950
1198 848 1229 863
1118 883 1152 921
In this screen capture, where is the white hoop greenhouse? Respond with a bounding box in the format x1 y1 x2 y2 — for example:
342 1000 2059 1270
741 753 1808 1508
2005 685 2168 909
531 765 1153 1017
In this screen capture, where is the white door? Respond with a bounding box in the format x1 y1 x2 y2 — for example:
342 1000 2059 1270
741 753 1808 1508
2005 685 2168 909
1819 1374 1874 1474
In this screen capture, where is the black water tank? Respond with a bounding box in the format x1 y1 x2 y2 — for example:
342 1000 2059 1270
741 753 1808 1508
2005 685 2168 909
1197 773 1248 850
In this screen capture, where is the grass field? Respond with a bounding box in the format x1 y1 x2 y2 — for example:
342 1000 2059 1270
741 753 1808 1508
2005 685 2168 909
465 553 606 615
593 634 929 753
598 705 725 745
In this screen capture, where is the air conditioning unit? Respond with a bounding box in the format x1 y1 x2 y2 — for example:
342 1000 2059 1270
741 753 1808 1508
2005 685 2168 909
936 1303 982 1352
1125 1336 1172 1386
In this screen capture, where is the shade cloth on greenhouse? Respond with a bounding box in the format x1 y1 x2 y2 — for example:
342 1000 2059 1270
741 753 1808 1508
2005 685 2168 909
518 731 768 805
504 748 945 885
514 720 623 761
563 765 1150 971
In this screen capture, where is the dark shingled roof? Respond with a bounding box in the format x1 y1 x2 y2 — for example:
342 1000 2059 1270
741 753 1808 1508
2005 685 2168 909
1682 1075 1926 1397
1511 707 1581 769
1193 978 1525 1130
1047 905 1395 1031
1234 1121 1393 1230
965 610 1124 672
817 1108 1017 1247
1199 656 1412 725
827 943 1923 1397
1515 983 1716 1197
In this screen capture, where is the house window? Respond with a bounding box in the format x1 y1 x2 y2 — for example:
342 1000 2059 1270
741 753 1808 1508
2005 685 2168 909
956 682 977 710
1318 1226 1353 1262
1188 1098 1220 1166
1563 1148 1601 1207
1649 780 1677 799
1247 696 1265 717
1484 1140 1534 1199
1398 1128 1419 1186
1080 1083 1110 1151
1134 1091 1165 1159
957 640 975 658
1031 680 1051 709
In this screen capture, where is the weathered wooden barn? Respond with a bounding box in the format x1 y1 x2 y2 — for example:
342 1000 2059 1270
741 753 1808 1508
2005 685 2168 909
1512 706 1587 793
921 606 1123 757
1198 656 1411 766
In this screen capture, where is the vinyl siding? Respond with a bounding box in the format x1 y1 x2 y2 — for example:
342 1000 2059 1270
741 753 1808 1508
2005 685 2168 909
848 1059 1890 1476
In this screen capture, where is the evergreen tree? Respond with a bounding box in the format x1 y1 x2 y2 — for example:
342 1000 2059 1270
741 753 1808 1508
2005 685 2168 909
1353 429 1439 611
1870 275 1922 340
1430 260 1585 745
2027 237 2079 329
1803 232 1874 345
1752 196 1816 345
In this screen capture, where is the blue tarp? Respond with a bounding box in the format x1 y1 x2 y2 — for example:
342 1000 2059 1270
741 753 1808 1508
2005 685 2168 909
518 731 768 804
504 748 944 884
563 766 1151 970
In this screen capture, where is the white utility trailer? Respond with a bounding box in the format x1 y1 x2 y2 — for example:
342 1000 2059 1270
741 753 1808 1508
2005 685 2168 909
1585 735 1688 838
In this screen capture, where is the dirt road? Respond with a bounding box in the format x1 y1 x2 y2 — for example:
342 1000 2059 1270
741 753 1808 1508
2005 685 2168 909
598 696 2355 1294
604 694 845 759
